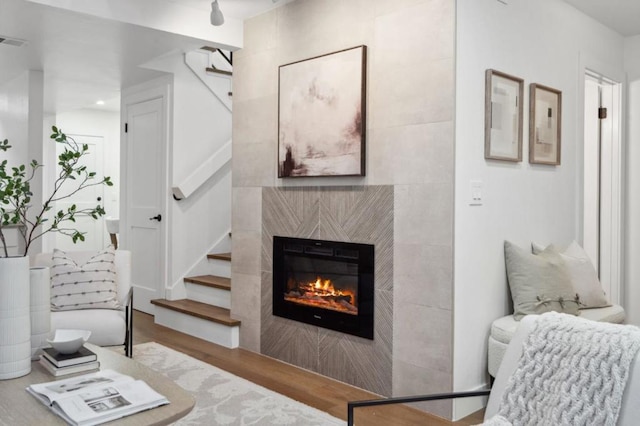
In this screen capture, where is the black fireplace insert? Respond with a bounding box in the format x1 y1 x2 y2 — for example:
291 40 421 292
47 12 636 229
272 236 374 339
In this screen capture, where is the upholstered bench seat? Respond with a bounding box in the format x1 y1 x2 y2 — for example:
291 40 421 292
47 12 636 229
488 304 626 377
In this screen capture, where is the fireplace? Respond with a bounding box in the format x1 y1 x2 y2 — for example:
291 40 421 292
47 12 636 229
272 236 374 339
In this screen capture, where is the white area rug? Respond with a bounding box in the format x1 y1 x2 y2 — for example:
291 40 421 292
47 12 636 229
133 342 345 425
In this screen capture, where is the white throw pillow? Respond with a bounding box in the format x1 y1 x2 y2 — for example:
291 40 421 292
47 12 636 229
50 248 120 311
532 241 609 309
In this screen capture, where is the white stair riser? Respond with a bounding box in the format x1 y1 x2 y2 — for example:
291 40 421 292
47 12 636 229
206 260 231 279
154 307 239 349
186 284 230 309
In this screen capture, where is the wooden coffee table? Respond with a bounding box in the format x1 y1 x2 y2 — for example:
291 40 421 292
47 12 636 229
0 344 195 425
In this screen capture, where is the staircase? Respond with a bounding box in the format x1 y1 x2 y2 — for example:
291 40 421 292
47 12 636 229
152 46 237 348
151 46 240 348
150 252 240 348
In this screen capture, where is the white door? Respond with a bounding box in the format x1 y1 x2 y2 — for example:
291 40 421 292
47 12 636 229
583 72 622 304
124 97 165 314
54 135 105 252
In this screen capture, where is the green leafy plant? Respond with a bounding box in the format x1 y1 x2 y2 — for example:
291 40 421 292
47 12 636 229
0 126 113 257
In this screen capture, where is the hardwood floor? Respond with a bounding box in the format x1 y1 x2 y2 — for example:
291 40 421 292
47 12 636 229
132 310 485 425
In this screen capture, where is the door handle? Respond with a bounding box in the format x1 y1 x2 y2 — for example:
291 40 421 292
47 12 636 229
149 214 162 222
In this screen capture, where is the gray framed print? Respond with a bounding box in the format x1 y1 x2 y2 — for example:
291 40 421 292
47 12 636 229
278 45 367 178
529 83 562 165
485 69 524 162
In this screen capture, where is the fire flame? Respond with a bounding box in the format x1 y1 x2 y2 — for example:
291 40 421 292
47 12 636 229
304 277 355 305
285 276 357 315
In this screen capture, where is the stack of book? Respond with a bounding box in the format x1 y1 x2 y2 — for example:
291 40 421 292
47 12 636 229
39 346 100 376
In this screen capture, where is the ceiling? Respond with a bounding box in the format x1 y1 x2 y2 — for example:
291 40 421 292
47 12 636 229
0 0 637 115
169 0 294 20
0 0 292 114
564 0 640 37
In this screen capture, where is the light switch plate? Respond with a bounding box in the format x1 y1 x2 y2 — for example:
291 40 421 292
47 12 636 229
470 180 483 206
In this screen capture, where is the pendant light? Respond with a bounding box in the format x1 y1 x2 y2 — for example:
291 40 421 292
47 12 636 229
210 0 225 26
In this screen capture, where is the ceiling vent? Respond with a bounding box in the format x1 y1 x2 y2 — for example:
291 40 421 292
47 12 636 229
0 36 27 47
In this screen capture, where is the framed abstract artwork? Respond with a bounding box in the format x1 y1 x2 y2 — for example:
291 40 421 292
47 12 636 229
278 45 367 177
529 83 562 165
484 69 524 162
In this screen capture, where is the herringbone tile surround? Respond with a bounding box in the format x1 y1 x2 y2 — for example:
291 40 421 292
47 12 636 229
262 186 393 395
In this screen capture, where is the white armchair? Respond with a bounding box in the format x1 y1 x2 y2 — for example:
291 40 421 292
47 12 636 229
483 314 640 424
348 313 640 425
33 250 133 357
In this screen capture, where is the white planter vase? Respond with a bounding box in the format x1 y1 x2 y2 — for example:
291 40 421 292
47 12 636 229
30 266 50 360
0 256 31 379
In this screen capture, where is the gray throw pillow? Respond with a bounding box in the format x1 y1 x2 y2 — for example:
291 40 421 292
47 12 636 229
504 241 579 320
531 241 610 309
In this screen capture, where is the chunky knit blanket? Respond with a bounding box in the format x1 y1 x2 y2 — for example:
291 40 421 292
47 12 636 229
485 312 640 426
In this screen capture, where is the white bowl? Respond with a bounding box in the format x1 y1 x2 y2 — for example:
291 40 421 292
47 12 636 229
47 329 92 354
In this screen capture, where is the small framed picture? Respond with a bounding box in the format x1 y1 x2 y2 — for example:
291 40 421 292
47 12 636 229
484 69 524 162
529 83 562 165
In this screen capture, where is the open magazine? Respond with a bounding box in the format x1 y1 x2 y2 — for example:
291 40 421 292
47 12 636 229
26 369 169 426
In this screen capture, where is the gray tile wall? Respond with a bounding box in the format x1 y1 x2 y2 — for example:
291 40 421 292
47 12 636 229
232 0 455 419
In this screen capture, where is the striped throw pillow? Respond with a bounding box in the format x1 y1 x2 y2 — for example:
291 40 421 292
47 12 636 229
50 248 120 311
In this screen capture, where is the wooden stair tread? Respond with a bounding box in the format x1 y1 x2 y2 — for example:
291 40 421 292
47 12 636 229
184 275 230 290
205 67 232 76
207 252 231 261
151 299 240 326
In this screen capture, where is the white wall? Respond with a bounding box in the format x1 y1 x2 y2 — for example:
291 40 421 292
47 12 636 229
0 70 44 255
0 73 30 167
0 73 30 256
454 0 624 418
624 36 640 325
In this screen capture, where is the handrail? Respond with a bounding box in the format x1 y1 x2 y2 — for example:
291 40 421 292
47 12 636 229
216 49 233 66
171 140 231 200
201 46 232 66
